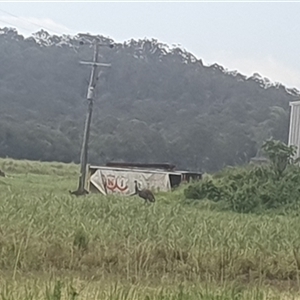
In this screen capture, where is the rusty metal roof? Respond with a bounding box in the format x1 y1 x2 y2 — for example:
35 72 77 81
105 162 176 171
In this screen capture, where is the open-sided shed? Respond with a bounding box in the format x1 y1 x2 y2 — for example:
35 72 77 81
86 163 202 195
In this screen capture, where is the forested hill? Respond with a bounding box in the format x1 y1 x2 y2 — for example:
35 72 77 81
0 27 299 172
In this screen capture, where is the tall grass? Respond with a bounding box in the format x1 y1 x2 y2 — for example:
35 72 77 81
0 278 290 300
1 277 292 300
0 158 300 299
0 157 78 176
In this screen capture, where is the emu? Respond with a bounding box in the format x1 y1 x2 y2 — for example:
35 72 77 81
69 189 89 196
134 180 155 203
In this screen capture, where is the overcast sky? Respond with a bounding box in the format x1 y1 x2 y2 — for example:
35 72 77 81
0 1 300 90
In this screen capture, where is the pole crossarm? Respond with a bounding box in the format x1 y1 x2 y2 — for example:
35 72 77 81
79 61 111 67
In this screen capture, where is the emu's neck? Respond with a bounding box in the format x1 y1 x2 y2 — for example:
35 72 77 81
134 183 140 194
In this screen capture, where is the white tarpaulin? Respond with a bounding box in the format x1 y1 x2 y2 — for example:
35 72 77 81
90 168 171 195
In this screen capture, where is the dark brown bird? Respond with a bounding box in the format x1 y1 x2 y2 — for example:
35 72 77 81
69 189 89 196
134 180 155 203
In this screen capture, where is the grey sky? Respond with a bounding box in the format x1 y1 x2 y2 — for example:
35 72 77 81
0 1 300 90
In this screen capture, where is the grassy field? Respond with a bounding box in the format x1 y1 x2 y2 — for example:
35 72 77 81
0 158 300 299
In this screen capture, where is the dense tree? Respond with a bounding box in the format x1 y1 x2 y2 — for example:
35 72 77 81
0 27 299 172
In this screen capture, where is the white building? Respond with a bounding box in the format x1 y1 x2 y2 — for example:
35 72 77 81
288 101 300 158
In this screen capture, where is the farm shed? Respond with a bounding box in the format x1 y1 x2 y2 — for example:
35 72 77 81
86 163 202 195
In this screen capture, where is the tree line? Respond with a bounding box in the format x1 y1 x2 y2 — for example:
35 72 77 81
0 28 299 172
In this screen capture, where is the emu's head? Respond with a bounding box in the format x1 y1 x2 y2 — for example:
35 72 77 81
134 180 140 191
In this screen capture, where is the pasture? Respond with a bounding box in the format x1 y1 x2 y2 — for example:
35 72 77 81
0 158 299 299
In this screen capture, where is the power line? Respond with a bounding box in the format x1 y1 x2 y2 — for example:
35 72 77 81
0 18 33 33
0 8 65 36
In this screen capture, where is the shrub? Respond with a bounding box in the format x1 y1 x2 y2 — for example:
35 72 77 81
184 140 300 213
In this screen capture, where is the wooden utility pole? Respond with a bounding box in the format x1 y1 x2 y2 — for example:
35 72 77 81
71 37 111 196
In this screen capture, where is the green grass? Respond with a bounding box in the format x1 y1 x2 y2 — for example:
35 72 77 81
0 158 300 299
0 278 290 300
